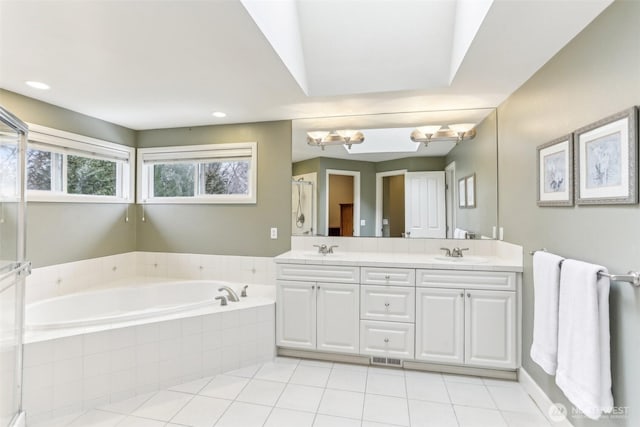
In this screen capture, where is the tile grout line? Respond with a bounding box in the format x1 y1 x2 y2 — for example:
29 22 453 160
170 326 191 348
259 359 298 427
442 373 462 427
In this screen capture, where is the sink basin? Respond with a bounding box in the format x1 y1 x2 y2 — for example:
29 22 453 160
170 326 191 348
433 255 488 264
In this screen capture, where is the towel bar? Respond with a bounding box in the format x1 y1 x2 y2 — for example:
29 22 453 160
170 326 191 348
529 249 640 287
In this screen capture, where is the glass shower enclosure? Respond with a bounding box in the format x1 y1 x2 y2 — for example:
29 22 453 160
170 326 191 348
292 179 314 236
0 106 30 427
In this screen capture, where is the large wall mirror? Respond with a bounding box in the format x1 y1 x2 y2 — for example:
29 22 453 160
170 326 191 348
291 108 498 239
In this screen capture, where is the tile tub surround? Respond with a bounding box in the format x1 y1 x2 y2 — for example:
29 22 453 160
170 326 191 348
25 252 277 304
22 304 276 426
32 357 554 427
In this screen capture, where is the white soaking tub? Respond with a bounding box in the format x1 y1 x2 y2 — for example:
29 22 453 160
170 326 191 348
22 279 275 425
25 280 258 331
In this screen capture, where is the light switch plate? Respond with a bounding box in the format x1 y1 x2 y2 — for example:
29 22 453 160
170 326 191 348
270 227 278 239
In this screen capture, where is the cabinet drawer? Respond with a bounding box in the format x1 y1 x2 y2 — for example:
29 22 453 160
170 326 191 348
361 267 415 286
416 269 516 291
277 264 359 283
360 286 415 322
359 320 414 359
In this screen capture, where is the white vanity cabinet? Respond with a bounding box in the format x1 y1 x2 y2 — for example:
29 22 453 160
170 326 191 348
415 269 517 369
276 264 360 355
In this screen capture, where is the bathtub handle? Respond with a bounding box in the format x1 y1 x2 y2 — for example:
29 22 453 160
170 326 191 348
215 295 228 306
241 285 248 298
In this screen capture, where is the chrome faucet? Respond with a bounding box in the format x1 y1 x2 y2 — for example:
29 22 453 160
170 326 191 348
218 286 240 302
241 285 248 298
451 247 469 258
313 244 339 255
440 247 452 257
215 295 228 306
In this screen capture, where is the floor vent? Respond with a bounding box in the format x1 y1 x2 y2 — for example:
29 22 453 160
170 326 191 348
370 356 403 367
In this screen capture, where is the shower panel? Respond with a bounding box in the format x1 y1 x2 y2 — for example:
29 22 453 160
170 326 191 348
292 179 314 236
0 107 30 427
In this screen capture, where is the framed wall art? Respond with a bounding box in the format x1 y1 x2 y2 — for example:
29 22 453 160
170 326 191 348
575 107 638 205
465 173 476 208
537 135 573 206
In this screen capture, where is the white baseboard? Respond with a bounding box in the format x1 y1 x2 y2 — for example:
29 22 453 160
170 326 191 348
519 368 574 427
10 411 26 427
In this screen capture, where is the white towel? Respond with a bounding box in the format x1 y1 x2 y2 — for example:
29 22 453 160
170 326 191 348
453 228 467 239
530 251 564 375
556 259 613 420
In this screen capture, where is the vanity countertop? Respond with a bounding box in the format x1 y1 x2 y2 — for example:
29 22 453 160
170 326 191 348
274 250 523 272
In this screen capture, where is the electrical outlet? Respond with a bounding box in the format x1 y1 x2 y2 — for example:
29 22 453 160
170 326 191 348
360 219 366 226
270 227 278 239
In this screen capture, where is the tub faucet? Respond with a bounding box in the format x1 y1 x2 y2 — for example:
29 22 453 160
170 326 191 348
215 295 228 306
241 285 248 298
218 286 240 302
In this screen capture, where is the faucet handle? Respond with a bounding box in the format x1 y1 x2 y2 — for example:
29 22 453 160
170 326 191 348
215 295 228 306
440 247 452 257
241 285 248 298
328 245 339 254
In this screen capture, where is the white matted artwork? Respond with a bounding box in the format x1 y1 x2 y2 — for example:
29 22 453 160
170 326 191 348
465 173 476 208
458 177 466 208
575 107 638 205
537 135 573 206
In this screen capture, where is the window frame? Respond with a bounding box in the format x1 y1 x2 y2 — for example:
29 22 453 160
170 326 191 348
26 124 135 203
137 142 258 204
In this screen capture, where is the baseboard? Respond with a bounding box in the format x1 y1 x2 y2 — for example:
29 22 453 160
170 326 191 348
519 368 574 427
10 411 26 427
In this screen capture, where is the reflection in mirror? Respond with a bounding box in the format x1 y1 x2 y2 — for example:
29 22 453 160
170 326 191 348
291 108 498 239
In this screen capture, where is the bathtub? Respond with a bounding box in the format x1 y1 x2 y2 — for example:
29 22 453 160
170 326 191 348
26 280 253 332
22 279 275 425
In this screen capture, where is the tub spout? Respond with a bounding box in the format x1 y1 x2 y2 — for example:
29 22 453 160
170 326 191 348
218 286 240 302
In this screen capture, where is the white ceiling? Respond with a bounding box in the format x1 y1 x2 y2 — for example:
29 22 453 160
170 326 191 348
0 0 612 132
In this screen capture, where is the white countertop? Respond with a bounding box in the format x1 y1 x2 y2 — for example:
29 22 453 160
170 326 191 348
274 251 523 272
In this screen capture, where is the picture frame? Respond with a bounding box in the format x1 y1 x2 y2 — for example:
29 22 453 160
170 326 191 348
465 173 476 208
458 177 466 208
575 107 638 205
537 135 573 206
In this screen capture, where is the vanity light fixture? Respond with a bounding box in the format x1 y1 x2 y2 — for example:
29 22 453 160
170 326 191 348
307 129 365 150
410 123 476 146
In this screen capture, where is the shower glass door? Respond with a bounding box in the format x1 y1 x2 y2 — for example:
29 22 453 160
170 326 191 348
0 107 29 427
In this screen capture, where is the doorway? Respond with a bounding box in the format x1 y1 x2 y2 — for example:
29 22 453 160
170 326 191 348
375 170 407 237
326 169 360 236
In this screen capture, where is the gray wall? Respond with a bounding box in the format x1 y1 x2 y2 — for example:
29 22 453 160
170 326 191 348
0 90 137 267
497 1 640 426
446 110 498 238
136 121 292 257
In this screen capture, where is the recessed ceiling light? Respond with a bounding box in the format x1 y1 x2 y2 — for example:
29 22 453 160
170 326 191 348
212 112 226 118
25 81 50 90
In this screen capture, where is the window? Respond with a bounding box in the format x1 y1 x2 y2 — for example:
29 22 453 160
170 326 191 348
26 124 135 203
137 142 257 204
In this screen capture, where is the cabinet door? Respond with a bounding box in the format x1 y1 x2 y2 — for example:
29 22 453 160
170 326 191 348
276 281 316 350
465 290 516 369
316 282 359 354
415 287 464 364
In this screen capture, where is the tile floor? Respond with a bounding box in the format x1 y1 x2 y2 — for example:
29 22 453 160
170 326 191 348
33 357 552 427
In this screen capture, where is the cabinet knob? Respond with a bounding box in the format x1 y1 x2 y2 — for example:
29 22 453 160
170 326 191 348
384 275 391 280
384 338 389 343
318 285 321 289
312 285 315 290
384 302 390 308
467 292 471 298
459 292 464 297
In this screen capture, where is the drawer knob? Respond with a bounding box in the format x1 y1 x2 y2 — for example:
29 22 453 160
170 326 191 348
384 302 390 308
312 285 315 290
467 292 471 298
459 292 464 297
384 275 391 280
384 338 389 343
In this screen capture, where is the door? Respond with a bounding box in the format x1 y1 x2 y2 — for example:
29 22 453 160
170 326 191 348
415 287 464 364
316 282 359 354
276 281 316 350
0 107 29 427
405 171 446 238
444 162 456 238
465 290 517 369
340 203 353 236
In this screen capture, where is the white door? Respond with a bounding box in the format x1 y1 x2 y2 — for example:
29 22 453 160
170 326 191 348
276 281 316 350
465 290 517 369
316 282 359 354
415 287 464 364
405 171 446 238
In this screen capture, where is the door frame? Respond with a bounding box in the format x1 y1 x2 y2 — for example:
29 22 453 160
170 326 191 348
325 169 360 236
375 169 407 237
445 161 456 239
